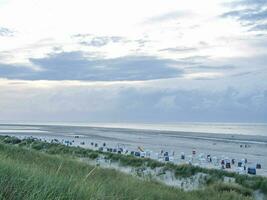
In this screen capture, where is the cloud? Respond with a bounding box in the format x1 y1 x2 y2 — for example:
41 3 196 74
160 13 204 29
180 56 210 63
0 72 266 123
222 8 267 22
186 65 235 73
228 0 267 7
221 1 267 31
250 23 267 31
0 63 33 79
159 47 197 53
134 38 150 48
0 51 184 81
143 10 193 23
0 0 266 124
73 34 125 47
0 27 14 37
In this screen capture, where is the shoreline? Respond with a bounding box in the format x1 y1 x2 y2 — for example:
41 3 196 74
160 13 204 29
0 123 267 145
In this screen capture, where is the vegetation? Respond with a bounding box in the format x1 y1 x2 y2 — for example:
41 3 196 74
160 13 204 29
0 135 266 199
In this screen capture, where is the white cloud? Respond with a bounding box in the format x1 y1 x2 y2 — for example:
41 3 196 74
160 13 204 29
0 0 261 64
0 0 267 122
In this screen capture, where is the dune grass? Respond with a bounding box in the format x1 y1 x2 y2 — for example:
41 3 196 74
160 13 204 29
0 135 265 199
10 136 266 193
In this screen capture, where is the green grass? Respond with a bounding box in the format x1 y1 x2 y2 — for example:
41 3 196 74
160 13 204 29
0 142 253 200
0 135 265 199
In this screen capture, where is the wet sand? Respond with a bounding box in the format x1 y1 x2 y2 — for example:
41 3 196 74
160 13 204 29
1 123 267 176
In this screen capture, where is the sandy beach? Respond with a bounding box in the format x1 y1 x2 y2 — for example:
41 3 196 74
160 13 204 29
1 123 267 176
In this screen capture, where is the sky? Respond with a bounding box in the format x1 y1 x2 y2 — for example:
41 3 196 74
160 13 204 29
0 0 266 123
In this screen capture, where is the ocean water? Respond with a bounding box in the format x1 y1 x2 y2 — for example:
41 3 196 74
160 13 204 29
78 122 267 136
0 122 266 136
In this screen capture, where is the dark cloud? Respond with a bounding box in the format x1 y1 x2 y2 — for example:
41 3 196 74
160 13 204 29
221 1 267 31
1 60 266 123
250 23 267 31
2 78 266 122
228 0 267 7
222 8 267 22
0 27 14 37
112 86 267 122
0 51 184 81
0 63 33 79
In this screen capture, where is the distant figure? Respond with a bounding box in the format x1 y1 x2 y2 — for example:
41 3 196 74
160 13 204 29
256 163 261 169
207 155 211 162
231 159 235 165
226 162 231 169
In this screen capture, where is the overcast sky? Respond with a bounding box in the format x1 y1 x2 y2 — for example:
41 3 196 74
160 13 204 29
0 0 266 123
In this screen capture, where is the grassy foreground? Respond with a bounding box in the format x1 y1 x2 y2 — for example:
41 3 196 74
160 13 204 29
0 136 264 200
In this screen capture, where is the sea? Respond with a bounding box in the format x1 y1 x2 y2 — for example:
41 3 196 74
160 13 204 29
0 122 266 136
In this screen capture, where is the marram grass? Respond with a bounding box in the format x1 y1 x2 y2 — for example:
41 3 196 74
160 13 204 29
0 136 260 200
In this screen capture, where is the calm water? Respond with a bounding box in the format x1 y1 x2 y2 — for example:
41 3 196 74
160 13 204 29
0 122 266 136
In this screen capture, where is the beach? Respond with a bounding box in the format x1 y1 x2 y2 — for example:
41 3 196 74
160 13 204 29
0 123 267 176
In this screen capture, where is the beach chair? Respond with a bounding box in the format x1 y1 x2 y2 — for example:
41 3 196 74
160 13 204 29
247 167 256 175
